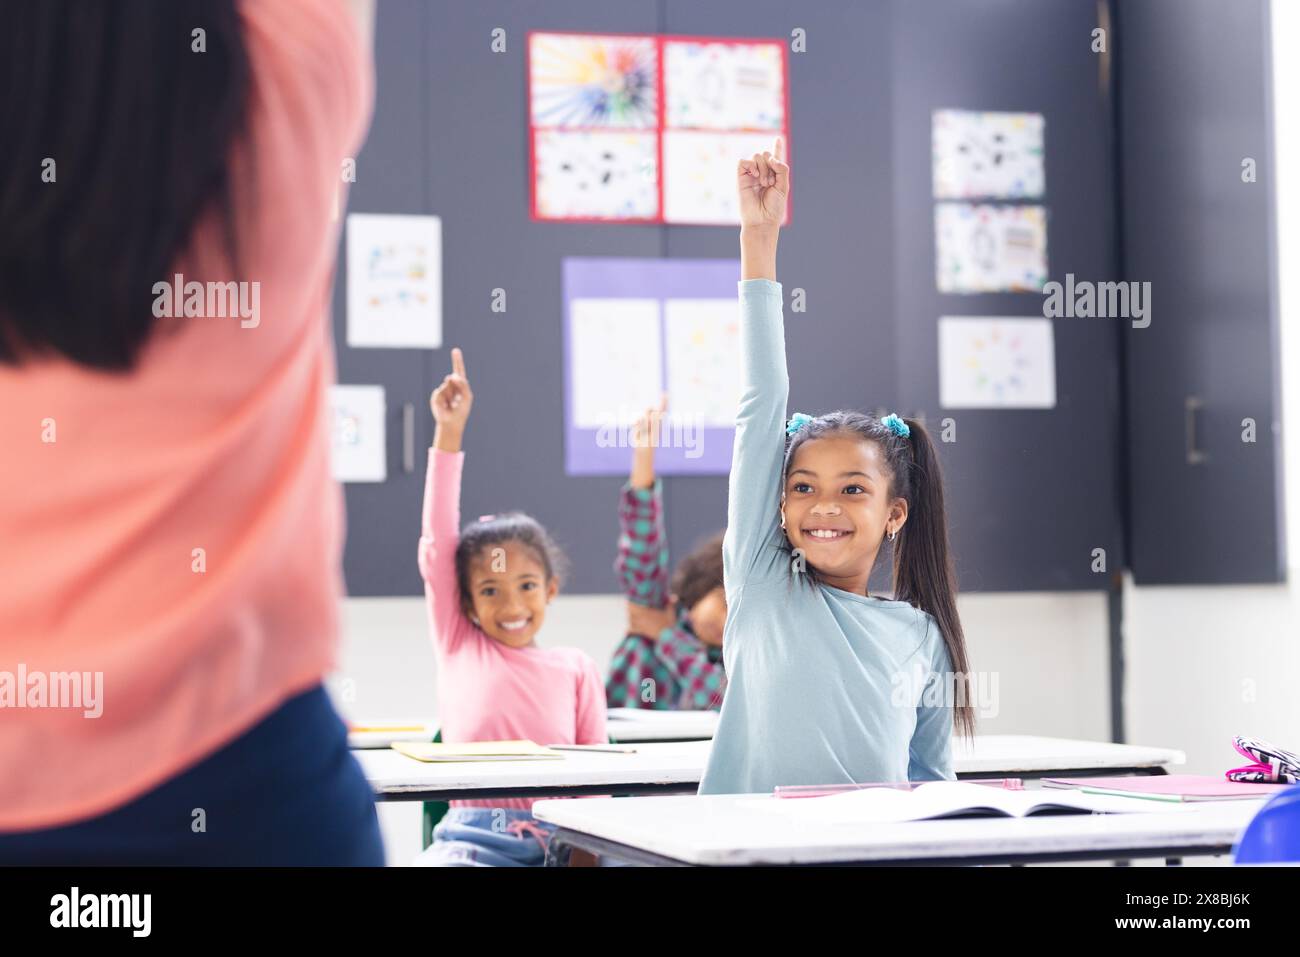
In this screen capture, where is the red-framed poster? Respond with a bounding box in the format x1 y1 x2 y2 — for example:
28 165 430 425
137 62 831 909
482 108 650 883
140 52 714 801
527 30 791 225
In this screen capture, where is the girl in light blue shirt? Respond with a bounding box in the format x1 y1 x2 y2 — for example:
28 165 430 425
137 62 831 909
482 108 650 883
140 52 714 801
699 138 975 795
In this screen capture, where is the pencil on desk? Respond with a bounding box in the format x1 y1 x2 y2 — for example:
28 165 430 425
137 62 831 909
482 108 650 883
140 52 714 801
349 725 428 733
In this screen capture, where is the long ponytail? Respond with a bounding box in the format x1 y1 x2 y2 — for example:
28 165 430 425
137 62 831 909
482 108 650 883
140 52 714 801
891 418 974 741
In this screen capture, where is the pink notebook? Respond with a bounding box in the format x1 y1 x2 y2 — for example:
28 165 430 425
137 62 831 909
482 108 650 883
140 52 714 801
1042 774 1292 802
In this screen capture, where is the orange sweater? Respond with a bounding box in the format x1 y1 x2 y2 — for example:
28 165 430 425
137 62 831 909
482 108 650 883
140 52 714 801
0 0 374 830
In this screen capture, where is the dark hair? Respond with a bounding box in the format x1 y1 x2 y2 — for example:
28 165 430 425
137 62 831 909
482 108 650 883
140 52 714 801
0 0 250 370
783 411 974 740
454 513 569 616
670 531 725 610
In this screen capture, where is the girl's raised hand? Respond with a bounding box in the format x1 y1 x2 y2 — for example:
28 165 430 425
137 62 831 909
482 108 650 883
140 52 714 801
431 347 473 434
629 394 667 489
737 136 789 230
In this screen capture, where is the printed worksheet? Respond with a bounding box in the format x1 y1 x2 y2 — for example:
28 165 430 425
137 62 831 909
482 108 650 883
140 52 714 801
938 316 1056 408
329 385 387 482
933 110 1046 199
664 40 785 130
663 298 742 428
568 297 663 429
935 203 1048 293
346 213 442 348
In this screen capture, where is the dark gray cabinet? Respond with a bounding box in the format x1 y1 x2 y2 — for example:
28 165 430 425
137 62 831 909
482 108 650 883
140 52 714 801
890 0 1125 591
332 0 434 596
1117 0 1286 585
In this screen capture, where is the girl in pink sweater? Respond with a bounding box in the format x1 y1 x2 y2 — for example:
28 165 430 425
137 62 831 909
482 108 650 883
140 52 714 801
415 348 607 866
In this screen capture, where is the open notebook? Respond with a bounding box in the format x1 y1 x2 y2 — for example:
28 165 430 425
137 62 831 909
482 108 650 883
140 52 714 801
391 740 564 763
745 782 1196 824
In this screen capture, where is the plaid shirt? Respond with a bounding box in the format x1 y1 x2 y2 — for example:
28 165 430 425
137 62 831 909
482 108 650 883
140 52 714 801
606 480 726 711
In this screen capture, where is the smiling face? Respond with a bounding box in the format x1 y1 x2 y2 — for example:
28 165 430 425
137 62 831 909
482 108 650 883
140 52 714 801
465 541 558 648
782 433 908 594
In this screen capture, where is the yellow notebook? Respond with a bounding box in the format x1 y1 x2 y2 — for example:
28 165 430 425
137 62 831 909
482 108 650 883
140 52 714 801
391 740 564 763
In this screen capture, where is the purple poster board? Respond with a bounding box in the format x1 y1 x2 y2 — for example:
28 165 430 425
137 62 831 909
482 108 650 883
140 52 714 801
563 257 741 476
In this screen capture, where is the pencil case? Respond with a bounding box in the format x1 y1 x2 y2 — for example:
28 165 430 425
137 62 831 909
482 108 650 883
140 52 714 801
1225 735 1300 784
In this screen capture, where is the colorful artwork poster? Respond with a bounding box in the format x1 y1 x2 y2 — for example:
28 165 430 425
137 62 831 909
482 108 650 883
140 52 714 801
534 130 659 220
346 213 442 348
938 316 1056 409
661 129 786 226
529 32 659 129
564 257 741 475
932 110 1046 200
663 39 785 131
935 203 1048 293
662 37 787 225
329 385 387 482
529 32 790 225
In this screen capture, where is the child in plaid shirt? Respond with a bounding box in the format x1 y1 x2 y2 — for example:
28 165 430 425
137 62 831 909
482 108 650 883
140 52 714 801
606 399 728 711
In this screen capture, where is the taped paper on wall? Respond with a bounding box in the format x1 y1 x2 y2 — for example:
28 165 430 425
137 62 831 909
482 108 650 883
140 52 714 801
346 213 442 348
935 203 1048 293
534 130 659 220
662 129 786 225
329 384 387 482
528 31 789 225
664 40 785 131
933 110 1045 200
563 257 739 475
663 298 742 428
529 33 659 129
569 298 663 429
938 316 1056 409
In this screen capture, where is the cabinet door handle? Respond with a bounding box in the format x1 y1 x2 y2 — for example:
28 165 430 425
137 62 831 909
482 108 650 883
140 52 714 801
402 402 415 474
1185 396 1207 465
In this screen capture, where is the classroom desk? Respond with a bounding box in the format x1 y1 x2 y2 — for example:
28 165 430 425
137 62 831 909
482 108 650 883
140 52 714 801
956 735 1184 778
357 734 1184 803
533 794 1264 867
605 708 720 743
346 710 718 748
358 740 713 802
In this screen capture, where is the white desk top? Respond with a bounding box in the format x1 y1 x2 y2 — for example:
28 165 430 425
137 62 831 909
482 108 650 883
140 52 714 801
532 793 1261 865
606 708 720 742
954 735 1185 774
346 710 720 748
357 740 712 797
358 734 1184 799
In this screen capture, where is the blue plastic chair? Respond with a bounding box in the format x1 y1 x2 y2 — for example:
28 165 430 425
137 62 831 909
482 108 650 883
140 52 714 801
1233 785 1300 863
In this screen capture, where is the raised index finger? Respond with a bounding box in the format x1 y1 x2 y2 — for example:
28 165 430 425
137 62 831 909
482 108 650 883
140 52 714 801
451 347 467 379
774 135 785 163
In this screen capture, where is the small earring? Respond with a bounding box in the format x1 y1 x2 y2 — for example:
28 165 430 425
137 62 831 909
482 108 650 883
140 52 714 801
887 528 897 542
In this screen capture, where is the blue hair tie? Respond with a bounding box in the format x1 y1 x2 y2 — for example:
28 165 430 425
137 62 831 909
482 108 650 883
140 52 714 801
881 413 910 438
785 412 814 436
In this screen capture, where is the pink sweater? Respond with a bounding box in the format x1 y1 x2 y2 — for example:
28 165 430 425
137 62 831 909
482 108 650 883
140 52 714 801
417 450 607 810
0 0 373 830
